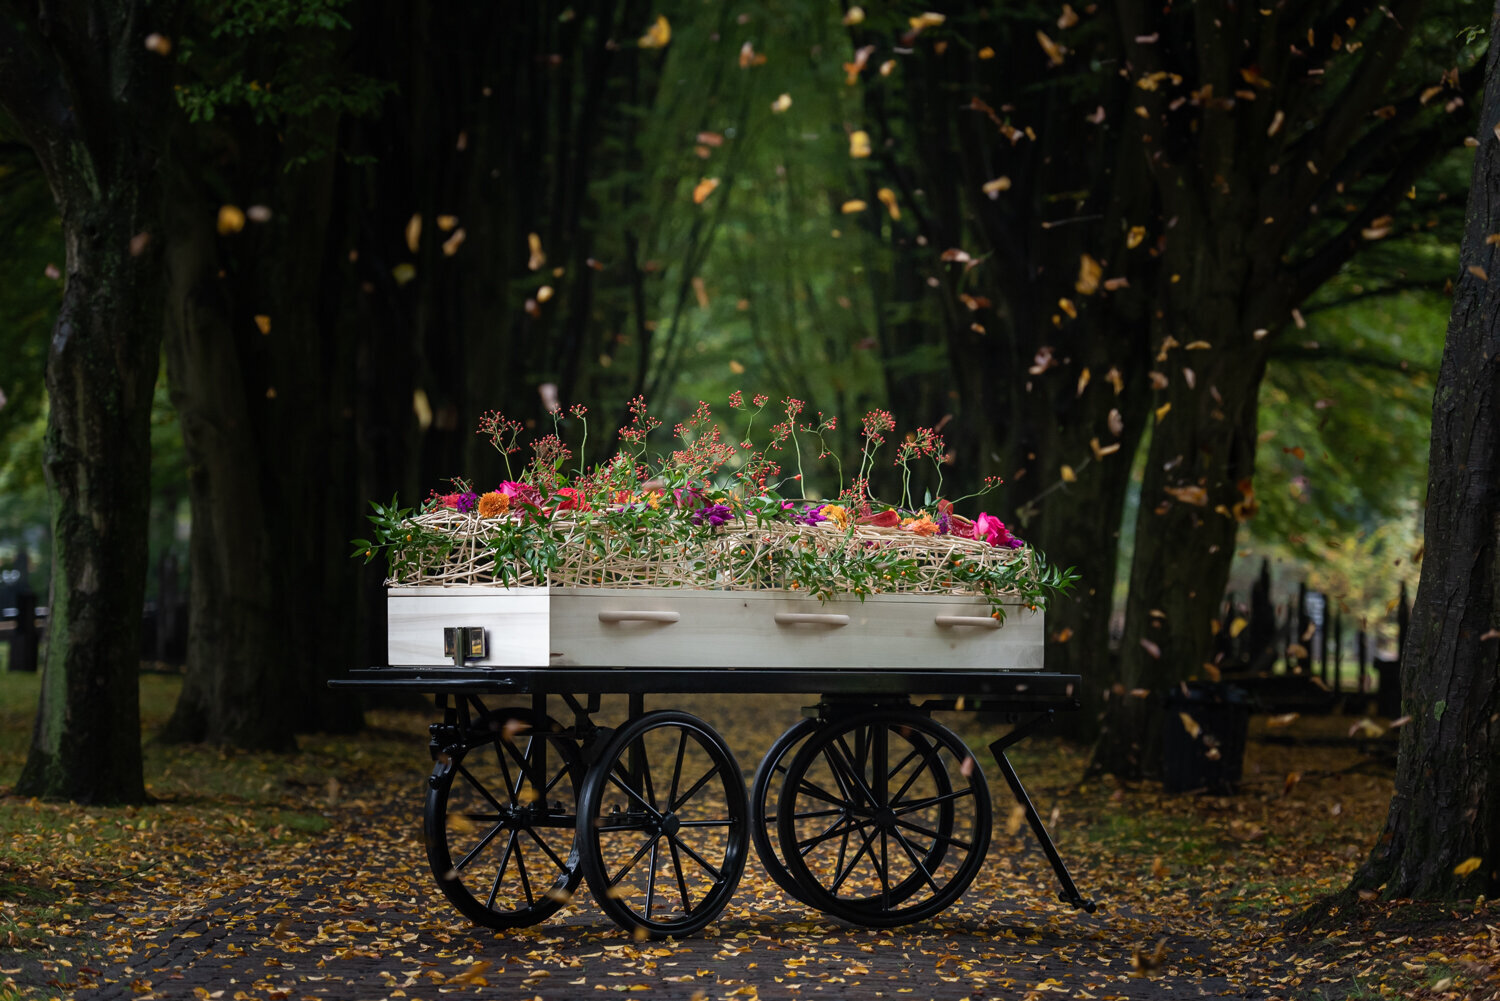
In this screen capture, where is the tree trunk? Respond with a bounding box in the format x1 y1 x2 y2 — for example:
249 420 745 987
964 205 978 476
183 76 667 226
2 2 174 802
157 149 293 750
1331 0 1500 904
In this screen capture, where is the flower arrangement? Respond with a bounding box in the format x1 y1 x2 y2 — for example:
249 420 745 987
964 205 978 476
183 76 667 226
354 395 1075 618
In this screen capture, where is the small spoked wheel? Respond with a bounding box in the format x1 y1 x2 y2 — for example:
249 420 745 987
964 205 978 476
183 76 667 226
424 709 583 928
777 710 991 927
577 710 749 938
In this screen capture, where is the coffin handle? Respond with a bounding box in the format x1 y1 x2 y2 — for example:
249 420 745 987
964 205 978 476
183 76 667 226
597 610 681 624
933 615 1002 629
774 612 851 627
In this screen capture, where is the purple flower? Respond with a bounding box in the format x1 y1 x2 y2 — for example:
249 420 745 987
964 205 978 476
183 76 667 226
781 501 828 526
692 503 733 527
455 492 479 514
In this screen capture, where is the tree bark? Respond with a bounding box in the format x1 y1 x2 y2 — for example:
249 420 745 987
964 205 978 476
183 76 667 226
1326 0 1500 905
1 1 175 802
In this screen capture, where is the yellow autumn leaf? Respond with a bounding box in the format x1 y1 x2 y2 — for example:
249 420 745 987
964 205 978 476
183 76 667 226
1126 225 1147 249
729 359 746 374
253 315 271 335
692 177 720 204
442 228 466 256
842 5 864 25
876 187 900 219
217 205 246 235
1178 712 1201 739
841 199 868 214
528 232 546 271
982 176 1012 197
909 11 945 30
1155 402 1172 422
1076 253 1102 295
771 93 792 113
849 130 872 158
536 285 554 303
638 15 671 49
392 262 416 285
1058 297 1077 318
436 214 458 231
405 213 422 253
1060 464 1076 482
1229 616 1248 638
1164 485 1208 506
1454 857 1483 876
1036 30 1065 65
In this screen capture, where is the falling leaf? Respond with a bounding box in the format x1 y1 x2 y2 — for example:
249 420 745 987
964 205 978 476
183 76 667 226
909 11 945 30
392 263 416 285
1455 857 1483 877
1076 368 1091 396
442 228 466 256
217 205 246 235
771 93 792 113
405 214 422 253
536 285 554 303
1036 30 1065 66
1470 265 1489 281
692 178 720 204
1154 402 1172 422
842 6 865 25
1229 616 1248 638
728 359 746 374
1058 4 1079 28
1164 485 1207 505
528 232 546 270
941 248 972 263
849 130 872 158
840 199 868 214
144 32 172 55
1058 297 1077 318
1090 437 1120 459
1388 714 1413 728
1060 464 1076 482
253 315 272 335
1282 771 1301 796
638 15 671 49
844 45 875 84
879 59 896 76
1054 627 1073 643
978 46 995 59
1151 857 1170 880
876 187 900 219
1140 638 1161 659
1349 718 1384 738
246 204 272 223
1126 225 1147 249
1075 254 1102 295
1267 109 1284 136
739 40 765 68
982 176 1012 197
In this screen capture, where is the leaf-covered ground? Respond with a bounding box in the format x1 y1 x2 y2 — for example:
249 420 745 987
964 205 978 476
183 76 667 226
1 679 1496 1000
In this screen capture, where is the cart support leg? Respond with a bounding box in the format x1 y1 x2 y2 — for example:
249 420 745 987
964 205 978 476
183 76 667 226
989 712 1097 913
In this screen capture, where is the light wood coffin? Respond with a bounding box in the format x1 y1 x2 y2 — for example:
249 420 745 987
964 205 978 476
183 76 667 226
387 586 1043 670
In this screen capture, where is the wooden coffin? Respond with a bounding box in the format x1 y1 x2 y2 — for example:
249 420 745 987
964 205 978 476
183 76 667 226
386 586 1043 670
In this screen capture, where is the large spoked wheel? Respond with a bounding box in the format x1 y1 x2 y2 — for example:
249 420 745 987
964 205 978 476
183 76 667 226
777 710 991 927
577 710 749 938
750 718 821 904
424 709 583 928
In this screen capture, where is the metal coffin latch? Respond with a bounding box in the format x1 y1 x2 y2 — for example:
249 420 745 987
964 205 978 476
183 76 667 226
442 626 487 666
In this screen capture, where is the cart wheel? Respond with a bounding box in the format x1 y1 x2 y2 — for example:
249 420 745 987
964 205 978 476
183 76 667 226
750 718 821 904
777 710 991 927
577 710 749 938
425 709 583 928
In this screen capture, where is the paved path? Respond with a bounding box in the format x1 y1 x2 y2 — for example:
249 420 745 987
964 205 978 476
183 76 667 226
46 816 1262 1000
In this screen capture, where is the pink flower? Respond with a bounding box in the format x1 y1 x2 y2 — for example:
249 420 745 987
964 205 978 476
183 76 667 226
497 481 542 508
973 512 1016 548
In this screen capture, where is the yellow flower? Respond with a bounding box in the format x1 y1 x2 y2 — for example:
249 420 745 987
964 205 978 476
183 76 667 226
819 503 851 529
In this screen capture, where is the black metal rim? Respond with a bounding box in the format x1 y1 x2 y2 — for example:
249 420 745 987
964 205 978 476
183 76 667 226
577 710 749 938
424 710 583 928
776 710 991 927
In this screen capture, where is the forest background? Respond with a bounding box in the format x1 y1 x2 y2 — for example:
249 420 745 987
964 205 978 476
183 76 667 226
0 0 1481 786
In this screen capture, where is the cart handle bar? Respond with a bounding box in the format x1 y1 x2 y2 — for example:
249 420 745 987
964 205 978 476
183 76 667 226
597 610 681 624
933 615 1002 629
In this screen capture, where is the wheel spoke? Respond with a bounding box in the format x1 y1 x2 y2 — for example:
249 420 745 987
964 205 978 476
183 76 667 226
454 820 507 872
606 763 664 819
667 836 694 915
608 832 661 886
670 761 723 813
523 826 573 873
456 763 507 815
796 815 864 855
890 826 944 896
668 729 688 809
485 829 518 909
828 738 880 810
828 823 878 895
513 831 535 906
667 831 725 883
894 816 973 852
645 839 660 919
879 828 892 908
888 748 933 806
792 775 866 811
892 787 974 816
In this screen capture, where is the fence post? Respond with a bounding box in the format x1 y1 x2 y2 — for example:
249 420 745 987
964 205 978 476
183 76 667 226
10 586 38 673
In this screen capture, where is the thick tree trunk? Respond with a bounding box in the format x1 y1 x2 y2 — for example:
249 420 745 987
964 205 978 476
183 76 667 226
157 157 293 750
2 2 173 802
1334 3 1500 903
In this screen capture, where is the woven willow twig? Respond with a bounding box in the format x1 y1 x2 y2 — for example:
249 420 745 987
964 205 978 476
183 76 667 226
388 509 1036 599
